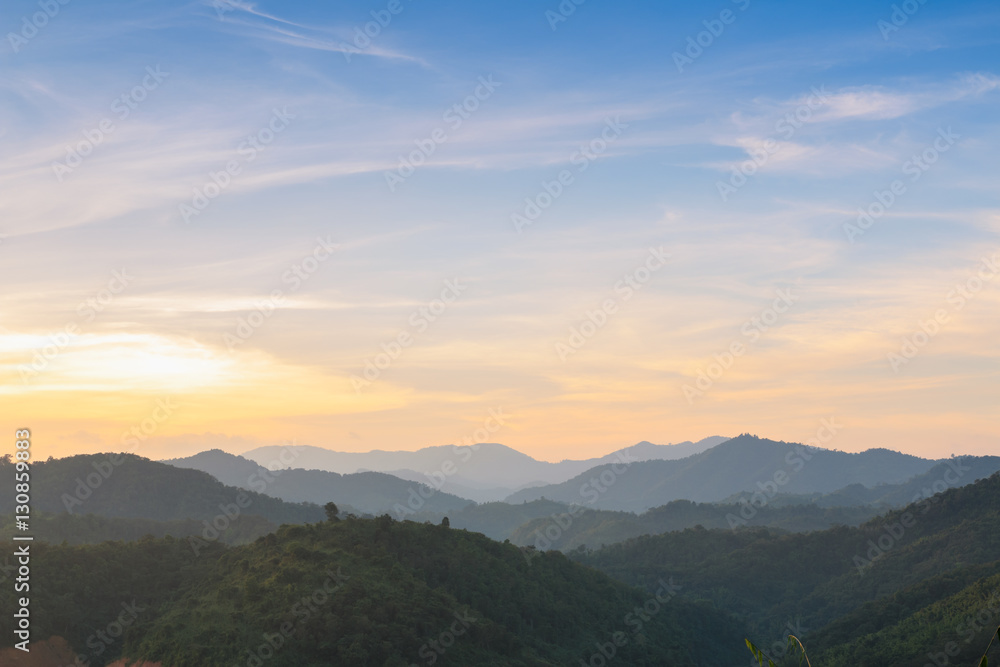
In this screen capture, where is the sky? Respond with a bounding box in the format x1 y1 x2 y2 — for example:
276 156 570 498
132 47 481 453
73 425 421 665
1 0 998 462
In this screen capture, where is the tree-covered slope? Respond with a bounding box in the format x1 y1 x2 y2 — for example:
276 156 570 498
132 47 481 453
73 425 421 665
0 518 748 666
508 499 882 551
0 454 324 525
165 449 474 515
0 510 277 546
505 434 938 511
573 472 1000 651
0 536 227 666
444 498 574 540
718 455 1000 510
804 563 1000 666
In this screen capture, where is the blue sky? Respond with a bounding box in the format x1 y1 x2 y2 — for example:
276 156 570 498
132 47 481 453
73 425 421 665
2 0 998 460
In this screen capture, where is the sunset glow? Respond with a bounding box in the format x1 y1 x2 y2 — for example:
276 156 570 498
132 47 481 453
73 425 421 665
2 0 998 461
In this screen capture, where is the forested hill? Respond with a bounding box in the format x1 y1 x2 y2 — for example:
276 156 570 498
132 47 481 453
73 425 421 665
0 510 279 547
0 453 323 525
505 434 943 510
165 448 474 515
0 518 747 666
572 471 1000 663
508 499 883 550
4 452 998 665
717 455 1000 509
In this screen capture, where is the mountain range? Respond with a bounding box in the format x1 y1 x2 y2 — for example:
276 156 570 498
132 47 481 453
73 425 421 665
504 434 996 511
5 452 1000 666
166 436 1000 522
239 436 730 501
164 449 473 516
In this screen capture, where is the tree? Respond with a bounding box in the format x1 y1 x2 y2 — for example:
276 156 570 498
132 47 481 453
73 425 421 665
324 502 340 522
441 517 450 528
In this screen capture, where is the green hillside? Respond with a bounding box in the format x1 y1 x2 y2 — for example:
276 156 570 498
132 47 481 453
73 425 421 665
806 564 1000 666
574 472 1000 655
508 499 883 550
0 453 324 525
0 517 747 666
5 456 999 666
0 510 277 546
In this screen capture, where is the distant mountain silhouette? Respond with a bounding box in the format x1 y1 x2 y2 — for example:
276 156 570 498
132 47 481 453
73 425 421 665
378 468 535 504
717 455 1000 509
239 436 729 500
504 434 964 511
164 449 473 516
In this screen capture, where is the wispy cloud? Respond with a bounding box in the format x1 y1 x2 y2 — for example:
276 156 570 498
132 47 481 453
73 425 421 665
3 0 999 460
810 73 1000 122
202 0 428 64
705 74 1000 173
